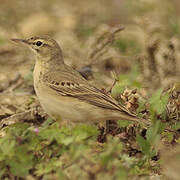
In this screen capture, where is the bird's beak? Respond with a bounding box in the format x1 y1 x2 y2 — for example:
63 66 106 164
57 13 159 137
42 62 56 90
11 38 29 45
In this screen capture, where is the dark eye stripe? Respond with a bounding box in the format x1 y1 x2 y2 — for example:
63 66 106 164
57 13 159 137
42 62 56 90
31 42 50 47
42 43 50 47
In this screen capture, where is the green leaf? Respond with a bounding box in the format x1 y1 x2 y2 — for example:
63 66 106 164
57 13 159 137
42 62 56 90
0 138 15 156
9 150 34 177
9 159 31 177
42 118 54 127
111 65 141 99
118 120 132 127
61 136 74 145
146 121 162 144
72 124 98 141
35 158 61 176
149 89 169 115
136 135 151 156
111 82 126 98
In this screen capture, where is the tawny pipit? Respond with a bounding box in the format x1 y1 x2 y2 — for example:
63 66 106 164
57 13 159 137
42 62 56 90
11 37 148 126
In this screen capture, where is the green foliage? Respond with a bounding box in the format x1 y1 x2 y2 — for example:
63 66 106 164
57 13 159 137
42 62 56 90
0 122 99 178
0 119 161 179
118 120 132 128
136 135 151 156
136 89 169 159
136 121 163 158
149 88 169 120
111 65 141 97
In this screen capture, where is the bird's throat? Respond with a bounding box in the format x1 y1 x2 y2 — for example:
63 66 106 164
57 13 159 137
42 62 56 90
36 55 64 72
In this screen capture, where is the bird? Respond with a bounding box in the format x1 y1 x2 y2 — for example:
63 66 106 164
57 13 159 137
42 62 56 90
11 36 149 128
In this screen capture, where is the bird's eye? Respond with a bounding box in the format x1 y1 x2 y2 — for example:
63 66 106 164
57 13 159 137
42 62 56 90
36 41 42 46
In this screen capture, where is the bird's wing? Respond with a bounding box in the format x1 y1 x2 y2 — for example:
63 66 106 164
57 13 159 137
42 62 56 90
41 69 137 119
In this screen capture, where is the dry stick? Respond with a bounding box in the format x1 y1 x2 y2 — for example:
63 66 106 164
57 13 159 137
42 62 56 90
90 27 124 61
87 27 115 59
4 78 23 93
0 108 44 129
87 26 125 65
0 110 31 128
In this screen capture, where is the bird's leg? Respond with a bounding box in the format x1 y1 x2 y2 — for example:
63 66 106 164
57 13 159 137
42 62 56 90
99 120 111 135
105 120 111 134
97 120 110 143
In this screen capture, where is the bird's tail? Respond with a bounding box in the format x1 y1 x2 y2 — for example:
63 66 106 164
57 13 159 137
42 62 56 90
98 113 151 127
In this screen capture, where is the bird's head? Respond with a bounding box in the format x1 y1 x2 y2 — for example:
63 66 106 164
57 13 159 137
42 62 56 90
11 36 63 62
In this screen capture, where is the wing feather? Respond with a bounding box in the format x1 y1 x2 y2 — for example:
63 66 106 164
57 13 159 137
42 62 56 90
42 70 137 118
